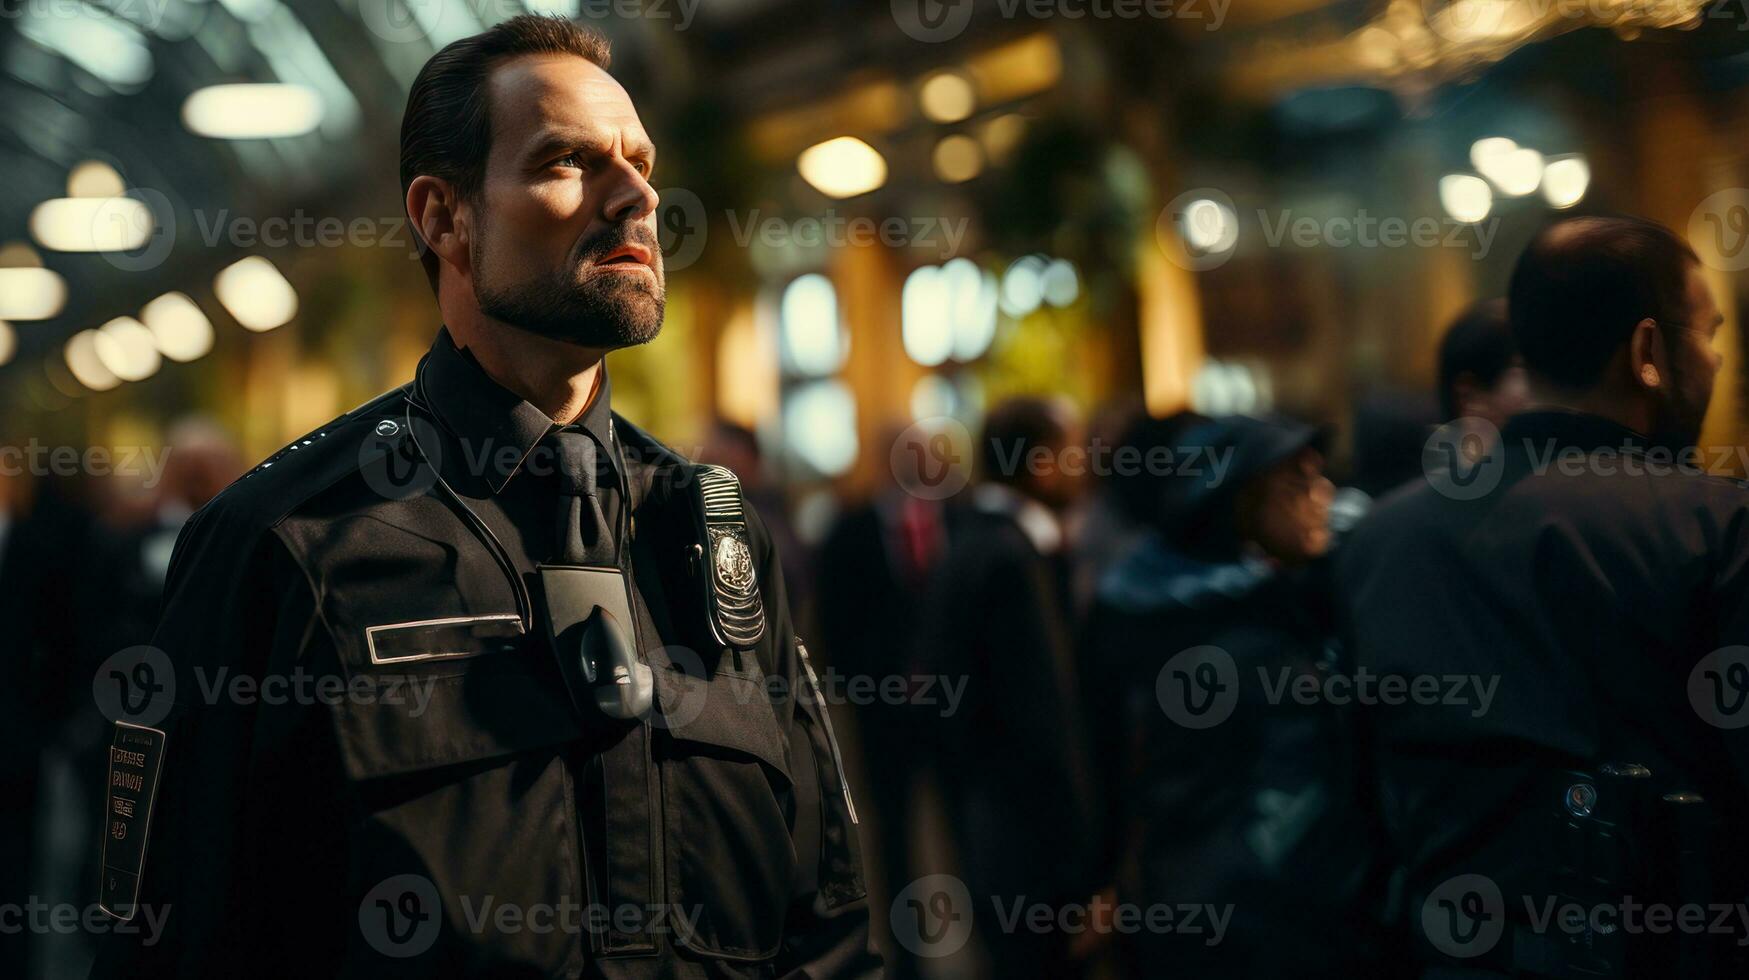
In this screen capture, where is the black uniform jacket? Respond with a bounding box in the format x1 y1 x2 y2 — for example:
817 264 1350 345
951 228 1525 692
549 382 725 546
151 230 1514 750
1337 411 1749 922
89 331 879 979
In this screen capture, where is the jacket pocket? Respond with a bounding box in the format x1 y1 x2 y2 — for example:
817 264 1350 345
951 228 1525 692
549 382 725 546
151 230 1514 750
327 620 590 976
332 615 581 780
653 663 796 961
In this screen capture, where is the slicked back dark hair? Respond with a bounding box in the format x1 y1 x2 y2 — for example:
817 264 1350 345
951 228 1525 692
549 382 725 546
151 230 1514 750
1507 215 1699 390
400 15 611 291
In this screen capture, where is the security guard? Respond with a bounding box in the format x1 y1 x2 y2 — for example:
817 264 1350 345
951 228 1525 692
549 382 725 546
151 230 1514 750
90 15 878 978
1337 216 1746 975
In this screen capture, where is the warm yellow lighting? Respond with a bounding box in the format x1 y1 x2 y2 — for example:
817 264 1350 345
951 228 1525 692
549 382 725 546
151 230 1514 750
68 161 126 198
94 316 161 381
932 134 984 184
215 256 298 331
796 137 887 199
966 34 1061 104
183 84 323 139
1469 137 1517 173
141 291 215 362
0 320 13 366
1439 174 1493 223
920 71 976 123
1431 0 1537 43
0 267 68 320
1182 198 1238 253
1540 155 1590 208
979 114 1026 165
30 197 153 252
66 330 121 391
1487 147 1544 197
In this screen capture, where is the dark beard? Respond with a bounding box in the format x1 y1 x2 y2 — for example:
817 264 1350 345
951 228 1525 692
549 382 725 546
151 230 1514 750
1648 361 1709 452
474 225 665 348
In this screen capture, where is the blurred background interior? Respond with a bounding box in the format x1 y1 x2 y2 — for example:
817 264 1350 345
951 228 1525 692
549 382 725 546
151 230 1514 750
2 0 1749 976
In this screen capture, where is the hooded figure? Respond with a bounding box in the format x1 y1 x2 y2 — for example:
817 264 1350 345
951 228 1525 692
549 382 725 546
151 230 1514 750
1085 414 1383 978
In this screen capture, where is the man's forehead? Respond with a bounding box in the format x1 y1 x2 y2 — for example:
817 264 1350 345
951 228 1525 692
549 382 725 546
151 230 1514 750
488 54 644 136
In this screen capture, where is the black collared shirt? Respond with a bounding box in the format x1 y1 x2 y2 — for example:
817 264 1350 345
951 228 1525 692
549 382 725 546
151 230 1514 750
420 326 623 567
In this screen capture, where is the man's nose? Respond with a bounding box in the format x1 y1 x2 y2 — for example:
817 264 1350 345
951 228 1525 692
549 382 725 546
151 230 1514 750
598 162 658 224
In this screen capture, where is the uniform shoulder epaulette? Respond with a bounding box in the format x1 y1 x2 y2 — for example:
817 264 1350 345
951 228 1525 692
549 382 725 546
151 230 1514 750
214 384 414 528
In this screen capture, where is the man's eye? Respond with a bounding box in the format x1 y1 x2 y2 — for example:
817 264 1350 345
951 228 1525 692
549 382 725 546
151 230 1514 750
554 153 583 169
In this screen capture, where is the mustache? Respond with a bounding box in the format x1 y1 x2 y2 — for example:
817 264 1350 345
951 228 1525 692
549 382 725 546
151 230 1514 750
576 223 660 265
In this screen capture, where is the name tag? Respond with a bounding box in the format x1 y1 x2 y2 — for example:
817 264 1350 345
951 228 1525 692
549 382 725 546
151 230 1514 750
99 721 167 921
365 613 524 665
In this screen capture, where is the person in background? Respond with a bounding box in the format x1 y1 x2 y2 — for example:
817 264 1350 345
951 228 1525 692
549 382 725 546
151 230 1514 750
1338 215 1743 975
0 466 117 979
1086 413 1382 978
1075 408 1205 910
1065 399 1148 620
107 417 244 650
1435 297 1531 435
817 423 955 980
914 396 1095 978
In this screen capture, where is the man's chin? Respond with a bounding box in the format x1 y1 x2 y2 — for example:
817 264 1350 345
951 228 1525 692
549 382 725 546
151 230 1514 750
480 281 665 349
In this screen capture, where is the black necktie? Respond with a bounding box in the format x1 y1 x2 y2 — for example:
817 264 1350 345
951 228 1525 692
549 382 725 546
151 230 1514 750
551 429 614 565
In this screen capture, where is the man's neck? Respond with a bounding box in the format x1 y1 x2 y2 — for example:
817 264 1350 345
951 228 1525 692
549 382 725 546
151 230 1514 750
448 316 609 424
1524 382 1654 438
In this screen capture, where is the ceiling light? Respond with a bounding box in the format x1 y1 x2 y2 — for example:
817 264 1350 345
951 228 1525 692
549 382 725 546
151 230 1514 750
932 135 983 184
66 330 121 391
920 71 976 124
0 268 68 321
141 292 215 362
30 197 154 252
1541 155 1590 209
67 161 126 198
94 316 161 381
215 256 298 331
1439 174 1493 223
183 84 323 139
797 137 887 199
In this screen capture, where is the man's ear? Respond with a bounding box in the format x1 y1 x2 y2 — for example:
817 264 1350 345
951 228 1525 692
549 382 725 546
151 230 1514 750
1628 316 1662 390
406 175 472 280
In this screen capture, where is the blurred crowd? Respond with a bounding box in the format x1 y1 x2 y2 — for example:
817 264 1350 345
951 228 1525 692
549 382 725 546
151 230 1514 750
2 212 1744 979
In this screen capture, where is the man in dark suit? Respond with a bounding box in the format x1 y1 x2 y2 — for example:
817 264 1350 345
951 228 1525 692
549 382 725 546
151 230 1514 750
1338 215 1743 976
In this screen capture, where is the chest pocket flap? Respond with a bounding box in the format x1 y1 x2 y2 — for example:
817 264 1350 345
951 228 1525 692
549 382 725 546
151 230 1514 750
334 614 583 780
